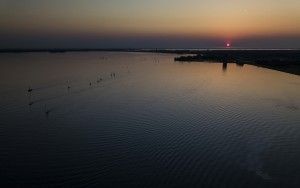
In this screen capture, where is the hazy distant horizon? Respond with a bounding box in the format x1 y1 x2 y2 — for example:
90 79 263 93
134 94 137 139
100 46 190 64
1 35 300 49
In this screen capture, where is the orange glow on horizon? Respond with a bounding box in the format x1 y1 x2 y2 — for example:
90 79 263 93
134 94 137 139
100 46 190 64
0 0 299 48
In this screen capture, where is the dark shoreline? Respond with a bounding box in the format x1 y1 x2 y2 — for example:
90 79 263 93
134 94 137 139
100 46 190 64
174 50 300 76
1 48 300 76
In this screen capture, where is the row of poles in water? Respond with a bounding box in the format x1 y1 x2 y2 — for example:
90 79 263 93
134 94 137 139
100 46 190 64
27 72 118 116
28 72 117 93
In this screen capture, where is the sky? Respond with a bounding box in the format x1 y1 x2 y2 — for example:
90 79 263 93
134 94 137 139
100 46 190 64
0 0 300 48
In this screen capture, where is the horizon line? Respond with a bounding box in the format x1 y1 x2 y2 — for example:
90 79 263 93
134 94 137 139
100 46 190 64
1 47 300 54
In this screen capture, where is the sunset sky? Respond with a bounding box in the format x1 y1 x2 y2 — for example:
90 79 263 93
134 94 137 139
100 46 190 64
1 0 300 48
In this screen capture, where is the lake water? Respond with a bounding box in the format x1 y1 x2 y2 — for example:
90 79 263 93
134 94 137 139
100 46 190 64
0 52 299 187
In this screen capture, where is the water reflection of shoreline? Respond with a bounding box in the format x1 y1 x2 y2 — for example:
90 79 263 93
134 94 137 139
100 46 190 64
223 63 228 72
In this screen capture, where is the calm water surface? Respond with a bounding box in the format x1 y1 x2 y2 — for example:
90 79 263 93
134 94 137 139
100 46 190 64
0 52 300 187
